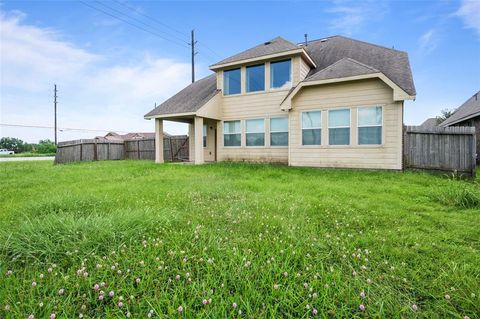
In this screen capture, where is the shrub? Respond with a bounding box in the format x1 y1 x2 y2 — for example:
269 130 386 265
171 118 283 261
37 139 57 154
434 181 480 209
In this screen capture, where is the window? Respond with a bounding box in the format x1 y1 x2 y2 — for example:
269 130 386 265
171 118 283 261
203 124 207 148
246 64 265 93
328 109 350 145
358 106 382 145
302 111 321 145
270 59 291 89
270 117 288 146
246 119 265 146
224 121 241 146
223 68 241 95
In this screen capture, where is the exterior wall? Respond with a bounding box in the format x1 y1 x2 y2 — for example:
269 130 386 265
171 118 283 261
217 90 289 163
299 57 311 82
203 118 216 162
289 78 403 170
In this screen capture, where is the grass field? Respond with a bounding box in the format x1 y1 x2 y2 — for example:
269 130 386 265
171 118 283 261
0 152 56 158
0 161 479 318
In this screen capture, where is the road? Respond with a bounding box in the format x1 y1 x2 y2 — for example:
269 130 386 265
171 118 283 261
0 156 55 162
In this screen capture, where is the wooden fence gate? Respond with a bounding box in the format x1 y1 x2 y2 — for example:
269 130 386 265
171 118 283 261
403 126 476 176
55 136 189 164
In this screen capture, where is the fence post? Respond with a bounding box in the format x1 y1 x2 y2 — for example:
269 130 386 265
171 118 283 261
80 143 83 161
93 140 98 161
107 143 110 160
472 132 477 177
170 137 174 161
137 140 140 159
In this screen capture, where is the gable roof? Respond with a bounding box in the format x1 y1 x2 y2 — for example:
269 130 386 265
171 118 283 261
302 36 416 96
144 74 219 118
210 37 299 68
304 57 379 82
440 90 480 126
419 118 439 128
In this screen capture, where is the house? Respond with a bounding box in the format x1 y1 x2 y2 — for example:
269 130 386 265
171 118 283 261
419 118 438 129
440 90 480 162
94 132 165 141
145 35 416 169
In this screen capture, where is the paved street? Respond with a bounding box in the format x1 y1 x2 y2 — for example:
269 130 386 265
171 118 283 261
0 156 55 162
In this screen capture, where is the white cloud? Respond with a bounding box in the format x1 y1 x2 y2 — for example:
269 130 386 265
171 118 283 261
456 0 480 37
418 29 439 55
0 11 192 143
326 0 388 35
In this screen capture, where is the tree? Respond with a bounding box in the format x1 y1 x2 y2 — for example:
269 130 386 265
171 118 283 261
436 109 455 124
0 137 27 153
37 139 57 154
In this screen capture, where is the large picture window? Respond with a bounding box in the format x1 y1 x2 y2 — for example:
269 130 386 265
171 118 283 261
358 106 382 145
224 121 241 146
246 64 265 93
328 109 350 145
302 111 321 145
246 119 265 146
270 59 291 89
223 68 241 95
270 117 288 146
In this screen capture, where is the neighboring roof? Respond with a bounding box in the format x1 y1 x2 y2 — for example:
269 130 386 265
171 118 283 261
95 132 164 141
144 74 219 118
304 57 379 82
419 118 439 128
441 91 480 126
210 37 299 68
302 36 416 96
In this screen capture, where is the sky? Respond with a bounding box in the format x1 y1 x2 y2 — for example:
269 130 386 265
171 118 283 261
1 0 479 143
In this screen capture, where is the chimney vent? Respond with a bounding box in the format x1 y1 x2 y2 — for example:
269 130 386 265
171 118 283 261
304 33 308 46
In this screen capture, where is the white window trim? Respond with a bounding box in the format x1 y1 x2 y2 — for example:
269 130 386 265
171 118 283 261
301 110 322 147
245 118 266 148
223 68 242 97
270 116 289 148
356 105 385 147
270 58 293 91
328 108 351 146
223 120 242 148
245 63 266 94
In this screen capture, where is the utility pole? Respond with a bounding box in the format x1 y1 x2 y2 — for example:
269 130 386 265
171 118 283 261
191 29 197 83
54 84 58 145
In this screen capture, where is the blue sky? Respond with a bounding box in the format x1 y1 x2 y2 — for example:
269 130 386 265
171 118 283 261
1 0 479 142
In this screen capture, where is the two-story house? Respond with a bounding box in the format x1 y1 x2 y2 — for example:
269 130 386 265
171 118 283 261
145 35 416 170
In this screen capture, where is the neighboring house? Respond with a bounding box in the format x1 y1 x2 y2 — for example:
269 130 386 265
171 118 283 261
95 132 165 141
419 118 438 129
145 35 416 169
440 90 480 162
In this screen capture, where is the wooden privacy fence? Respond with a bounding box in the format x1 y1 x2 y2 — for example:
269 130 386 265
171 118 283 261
55 136 189 164
404 126 477 176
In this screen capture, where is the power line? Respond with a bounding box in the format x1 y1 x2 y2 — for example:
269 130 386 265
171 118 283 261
197 41 222 58
92 0 189 45
113 0 188 38
79 1 190 49
1 123 129 134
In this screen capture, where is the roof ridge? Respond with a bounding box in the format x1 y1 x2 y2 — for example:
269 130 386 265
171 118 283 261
312 57 379 76
306 35 408 54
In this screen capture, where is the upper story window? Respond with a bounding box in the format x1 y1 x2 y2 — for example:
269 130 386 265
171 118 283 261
223 68 241 95
246 64 265 93
270 59 291 90
358 106 382 145
328 109 350 145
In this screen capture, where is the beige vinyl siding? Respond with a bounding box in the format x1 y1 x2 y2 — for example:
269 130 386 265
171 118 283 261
203 119 216 162
299 57 311 82
289 78 403 169
217 89 289 163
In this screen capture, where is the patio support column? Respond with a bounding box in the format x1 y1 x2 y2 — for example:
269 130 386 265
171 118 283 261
194 116 204 164
155 118 164 163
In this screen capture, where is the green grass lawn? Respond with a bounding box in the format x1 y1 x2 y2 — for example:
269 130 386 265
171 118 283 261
0 161 479 318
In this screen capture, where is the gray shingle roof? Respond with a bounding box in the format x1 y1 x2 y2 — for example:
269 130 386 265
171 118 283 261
419 118 439 128
144 74 219 118
302 36 416 96
210 37 299 68
440 91 480 126
305 57 379 82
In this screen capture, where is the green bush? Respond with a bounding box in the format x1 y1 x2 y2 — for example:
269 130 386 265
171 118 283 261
37 139 57 154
